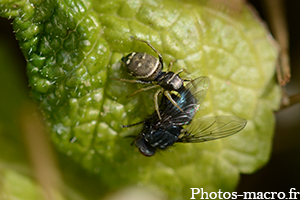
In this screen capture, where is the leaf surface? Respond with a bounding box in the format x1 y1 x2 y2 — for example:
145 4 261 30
0 0 281 199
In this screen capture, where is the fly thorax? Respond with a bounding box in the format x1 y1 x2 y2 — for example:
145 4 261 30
143 128 162 146
166 126 183 137
144 126 182 149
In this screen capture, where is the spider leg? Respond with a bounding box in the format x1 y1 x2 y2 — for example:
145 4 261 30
164 90 184 112
167 59 177 71
154 88 164 120
131 36 164 69
111 77 152 85
127 85 160 98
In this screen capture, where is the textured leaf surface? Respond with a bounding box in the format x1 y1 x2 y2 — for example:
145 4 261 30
0 0 281 199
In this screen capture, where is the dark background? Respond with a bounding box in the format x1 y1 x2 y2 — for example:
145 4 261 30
1 0 300 197
237 0 300 197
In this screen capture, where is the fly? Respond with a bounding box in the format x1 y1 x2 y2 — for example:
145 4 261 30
123 76 247 156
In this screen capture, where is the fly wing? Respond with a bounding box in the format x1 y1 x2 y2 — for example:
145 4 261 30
186 76 210 107
177 116 247 143
158 76 210 127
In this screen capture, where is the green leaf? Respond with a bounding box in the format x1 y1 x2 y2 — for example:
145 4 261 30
0 0 281 199
0 169 43 200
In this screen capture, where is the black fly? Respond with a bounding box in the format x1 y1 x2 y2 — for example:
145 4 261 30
123 76 247 156
116 37 190 119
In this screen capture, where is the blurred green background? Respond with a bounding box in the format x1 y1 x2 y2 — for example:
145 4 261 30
0 0 299 198
236 0 300 196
